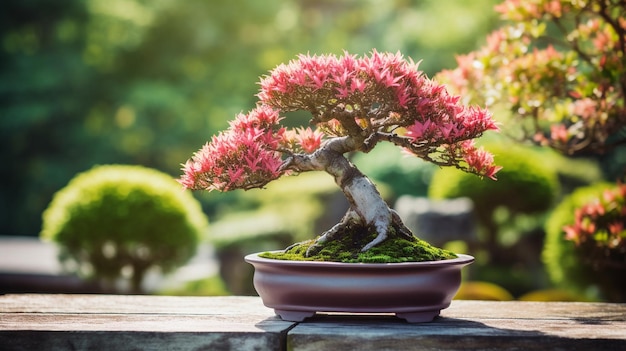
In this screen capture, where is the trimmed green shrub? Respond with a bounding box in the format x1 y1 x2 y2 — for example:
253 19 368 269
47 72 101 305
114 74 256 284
429 144 559 218
542 182 620 300
428 144 560 252
41 165 208 293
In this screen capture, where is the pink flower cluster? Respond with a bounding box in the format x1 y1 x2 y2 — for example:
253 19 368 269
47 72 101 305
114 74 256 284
178 106 285 191
459 141 503 181
179 105 325 191
404 91 498 144
284 127 325 154
259 50 500 178
258 50 422 114
564 184 626 251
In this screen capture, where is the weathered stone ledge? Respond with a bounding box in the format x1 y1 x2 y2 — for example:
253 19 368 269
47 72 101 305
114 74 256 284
1 294 625 350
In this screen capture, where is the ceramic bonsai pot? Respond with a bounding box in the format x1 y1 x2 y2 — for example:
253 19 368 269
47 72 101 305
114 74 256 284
245 252 474 323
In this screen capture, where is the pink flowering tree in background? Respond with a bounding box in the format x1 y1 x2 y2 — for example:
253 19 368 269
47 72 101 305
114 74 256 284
180 51 500 254
436 0 626 299
437 0 626 156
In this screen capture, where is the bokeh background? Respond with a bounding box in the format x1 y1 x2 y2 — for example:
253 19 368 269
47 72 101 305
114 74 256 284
1 0 501 237
2 0 624 301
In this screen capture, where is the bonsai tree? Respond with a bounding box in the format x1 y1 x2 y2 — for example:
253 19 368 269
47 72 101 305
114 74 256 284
179 51 500 260
41 164 208 293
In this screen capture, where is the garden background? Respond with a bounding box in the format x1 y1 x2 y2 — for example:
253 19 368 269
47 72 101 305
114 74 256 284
2 0 624 300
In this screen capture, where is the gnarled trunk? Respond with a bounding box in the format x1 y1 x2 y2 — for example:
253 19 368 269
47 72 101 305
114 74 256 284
281 137 413 253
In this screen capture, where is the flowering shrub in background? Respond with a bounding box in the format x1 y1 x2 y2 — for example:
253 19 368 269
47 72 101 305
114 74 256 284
563 183 626 268
436 0 626 300
544 182 626 301
437 0 626 156
180 51 500 254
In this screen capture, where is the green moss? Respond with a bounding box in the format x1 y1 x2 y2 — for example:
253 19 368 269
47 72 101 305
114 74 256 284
259 223 457 263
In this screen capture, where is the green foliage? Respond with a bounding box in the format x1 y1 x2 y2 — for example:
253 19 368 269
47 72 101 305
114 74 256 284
40 164 208 292
428 143 559 219
542 182 616 296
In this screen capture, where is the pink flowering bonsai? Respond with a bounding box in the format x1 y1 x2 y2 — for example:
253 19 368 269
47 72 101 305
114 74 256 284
179 51 500 259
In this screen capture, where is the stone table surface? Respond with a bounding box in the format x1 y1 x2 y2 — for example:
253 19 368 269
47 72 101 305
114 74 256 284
1 294 625 350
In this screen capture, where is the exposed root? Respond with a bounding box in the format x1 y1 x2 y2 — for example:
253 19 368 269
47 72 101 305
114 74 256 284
391 209 415 240
305 209 359 256
299 206 416 256
360 209 414 251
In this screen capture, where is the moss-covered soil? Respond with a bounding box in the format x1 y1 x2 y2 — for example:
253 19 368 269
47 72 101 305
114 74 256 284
259 223 457 263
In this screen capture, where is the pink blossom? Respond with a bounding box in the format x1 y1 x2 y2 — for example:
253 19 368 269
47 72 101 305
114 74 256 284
463 143 502 180
563 224 580 244
550 124 568 144
572 98 597 120
293 127 324 153
405 120 432 140
608 221 623 235
563 183 626 251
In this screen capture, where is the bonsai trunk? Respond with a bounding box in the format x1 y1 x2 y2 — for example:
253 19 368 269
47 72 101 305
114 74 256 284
282 137 413 254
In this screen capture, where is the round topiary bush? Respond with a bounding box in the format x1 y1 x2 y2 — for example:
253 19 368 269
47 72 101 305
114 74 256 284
542 182 624 301
428 144 560 254
41 164 208 293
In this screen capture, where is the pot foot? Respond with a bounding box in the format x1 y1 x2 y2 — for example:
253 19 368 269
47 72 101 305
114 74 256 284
275 309 316 322
396 310 440 323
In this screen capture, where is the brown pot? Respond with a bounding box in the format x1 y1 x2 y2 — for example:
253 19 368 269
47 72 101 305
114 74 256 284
245 252 474 323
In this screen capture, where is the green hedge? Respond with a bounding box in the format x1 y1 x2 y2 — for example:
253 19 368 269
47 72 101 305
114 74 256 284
41 164 208 293
428 144 560 220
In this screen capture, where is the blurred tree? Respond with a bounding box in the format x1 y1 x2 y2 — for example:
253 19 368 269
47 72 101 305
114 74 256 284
1 0 94 235
1 0 500 236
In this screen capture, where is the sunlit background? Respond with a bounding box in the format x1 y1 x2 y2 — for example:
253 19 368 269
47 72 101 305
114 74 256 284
2 0 624 302
1 0 501 236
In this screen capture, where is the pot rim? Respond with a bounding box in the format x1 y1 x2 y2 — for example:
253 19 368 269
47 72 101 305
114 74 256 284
245 251 474 268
